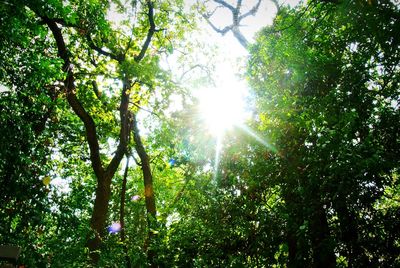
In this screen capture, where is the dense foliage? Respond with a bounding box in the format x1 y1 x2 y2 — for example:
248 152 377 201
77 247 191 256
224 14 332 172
247 1 400 266
0 0 399 267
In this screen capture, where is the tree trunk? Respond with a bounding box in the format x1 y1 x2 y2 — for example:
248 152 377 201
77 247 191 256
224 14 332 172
309 201 336 268
287 225 298 268
132 114 157 266
87 174 112 263
132 114 156 217
336 199 366 267
120 156 131 268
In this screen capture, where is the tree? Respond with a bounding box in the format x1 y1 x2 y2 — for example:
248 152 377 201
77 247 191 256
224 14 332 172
248 0 400 266
0 3 62 264
0 0 188 264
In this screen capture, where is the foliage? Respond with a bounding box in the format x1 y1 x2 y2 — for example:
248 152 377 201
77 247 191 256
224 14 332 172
247 0 400 266
1 0 399 267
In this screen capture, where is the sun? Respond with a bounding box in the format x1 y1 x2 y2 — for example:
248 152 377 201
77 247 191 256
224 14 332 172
198 82 248 136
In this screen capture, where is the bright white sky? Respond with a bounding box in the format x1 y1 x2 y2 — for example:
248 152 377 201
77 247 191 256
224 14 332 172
186 0 300 136
193 0 301 56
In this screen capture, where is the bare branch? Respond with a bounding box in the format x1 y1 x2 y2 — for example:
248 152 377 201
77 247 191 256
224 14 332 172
132 154 142 166
271 0 281 12
203 5 221 18
178 64 212 82
238 0 262 21
201 13 233 35
203 0 264 49
130 102 160 118
213 0 235 12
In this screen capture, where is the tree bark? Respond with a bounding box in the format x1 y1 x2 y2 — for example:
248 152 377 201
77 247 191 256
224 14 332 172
132 113 157 266
120 156 131 268
309 201 336 268
336 199 366 267
87 174 112 263
132 114 156 217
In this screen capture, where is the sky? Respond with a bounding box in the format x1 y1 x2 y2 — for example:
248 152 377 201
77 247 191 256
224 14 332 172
184 0 300 134
194 0 301 55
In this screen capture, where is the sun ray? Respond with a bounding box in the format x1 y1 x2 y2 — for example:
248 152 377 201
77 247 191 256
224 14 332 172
238 125 277 153
213 132 223 180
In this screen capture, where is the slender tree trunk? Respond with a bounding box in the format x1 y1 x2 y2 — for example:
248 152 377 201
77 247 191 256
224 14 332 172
132 115 156 216
120 156 131 268
132 114 157 266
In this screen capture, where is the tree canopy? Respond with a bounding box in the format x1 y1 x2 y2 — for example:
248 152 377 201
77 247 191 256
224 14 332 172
0 0 399 267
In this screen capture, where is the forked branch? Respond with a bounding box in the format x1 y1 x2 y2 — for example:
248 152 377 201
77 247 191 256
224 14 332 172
201 0 263 49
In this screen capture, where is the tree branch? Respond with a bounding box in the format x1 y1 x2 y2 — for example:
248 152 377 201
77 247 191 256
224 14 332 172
203 0 263 49
134 0 156 62
238 0 262 21
41 16 105 178
271 0 281 12
201 13 233 35
130 102 160 118
45 16 123 62
214 0 235 12
86 34 122 62
106 75 132 177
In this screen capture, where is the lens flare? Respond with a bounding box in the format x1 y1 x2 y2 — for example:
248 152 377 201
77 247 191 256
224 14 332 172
108 222 121 234
42 176 51 186
131 195 141 201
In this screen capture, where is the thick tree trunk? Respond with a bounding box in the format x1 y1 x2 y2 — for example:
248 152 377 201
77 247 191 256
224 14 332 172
336 199 366 267
87 174 112 263
309 201 336 268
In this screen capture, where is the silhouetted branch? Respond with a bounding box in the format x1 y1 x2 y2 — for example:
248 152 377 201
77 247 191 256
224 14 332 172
201 0 265 49
238 0 262 21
